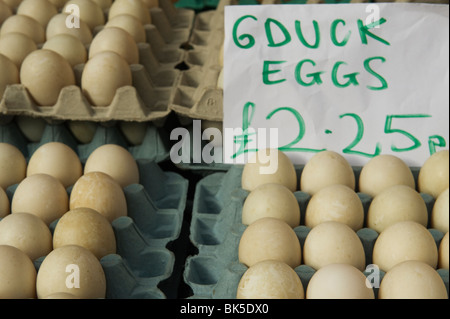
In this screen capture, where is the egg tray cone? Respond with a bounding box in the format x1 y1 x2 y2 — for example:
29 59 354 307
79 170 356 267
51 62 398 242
182 165 449 299
1 124 190 299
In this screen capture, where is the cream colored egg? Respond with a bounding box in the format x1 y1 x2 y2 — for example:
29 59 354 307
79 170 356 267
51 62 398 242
303 221 366 271
36 245 106 299
15 116 46 143
91 0 112 9
418 150 449 199
84 144 139 188
306 263 375 299
372 221 438 272
46 13 93 45
81 51 132 106
238 217 301 268
140 0 158 9
42 34 87 67
11 174 69 226
241 149 297 192
27 142 82 189
70 171 128 223
0 32 37 69
2 0 22 9
0 186 10 218
53 207 116 259
367 185 428 233
0 53 19 100
20 49 76 106
305 184 364 231
359 154 415 197
0 143 27 190
439 232 448 269
119 121 147 145
432 188 449 233
17 0 58 27
63 0 105 30
88 27 139 65
242 183 300 228
108 0 151 25
378 260 448 299
0 15 46 44
0 245 37 299
300 150 355 195
0 212 52 261
43 292 80 299
48 0 69 9
67 121 97 144
105 14 146 43
0 1 12 26
236 260 304 299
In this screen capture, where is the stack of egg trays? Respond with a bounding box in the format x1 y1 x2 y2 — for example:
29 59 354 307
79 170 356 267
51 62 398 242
0 121 189 299
0 0 195 125
169 0 226 124
184 165 449 299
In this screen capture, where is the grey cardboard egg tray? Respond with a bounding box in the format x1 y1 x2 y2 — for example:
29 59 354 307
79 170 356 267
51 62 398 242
168 0 233 123
0 0 195 125
0 123 189 299
183 165 449 299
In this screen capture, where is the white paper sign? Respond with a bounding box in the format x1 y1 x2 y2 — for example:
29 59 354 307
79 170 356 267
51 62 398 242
223 3 449 167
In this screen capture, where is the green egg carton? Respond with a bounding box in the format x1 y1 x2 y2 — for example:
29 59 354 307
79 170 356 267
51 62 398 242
0 119 189 298
0 117 172 164
3 157 189 299
184 165 449 299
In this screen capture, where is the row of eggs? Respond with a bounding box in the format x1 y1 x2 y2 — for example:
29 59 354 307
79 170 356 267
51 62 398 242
234 148 448 299
0 141 140 298
0 0 162 107
240 149 449 233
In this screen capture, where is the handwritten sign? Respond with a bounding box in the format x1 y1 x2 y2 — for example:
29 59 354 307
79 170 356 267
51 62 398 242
222 3 449 167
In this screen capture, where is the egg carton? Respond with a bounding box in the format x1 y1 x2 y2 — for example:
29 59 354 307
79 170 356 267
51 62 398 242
0 116 172 164
0 50 173 124
183 165 449 299
169 4 225 124
0 120 189 298
0 0 195 125
2 154 189 299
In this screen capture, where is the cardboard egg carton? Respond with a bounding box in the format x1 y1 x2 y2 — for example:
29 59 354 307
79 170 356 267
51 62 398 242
0 0 195 125
168 0 227 123
5 163 189 298
0 46 178 125
183 165 449 299
0 121 189 298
